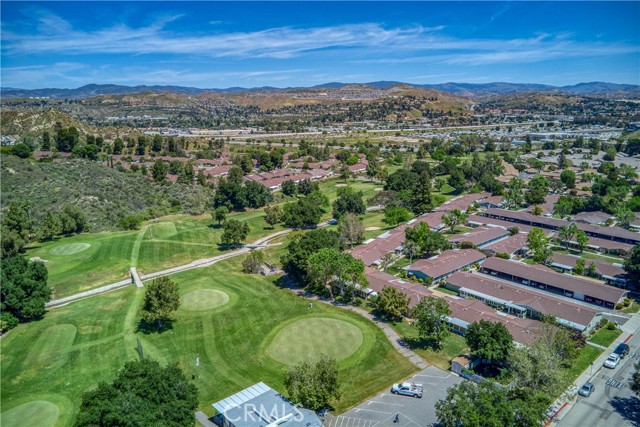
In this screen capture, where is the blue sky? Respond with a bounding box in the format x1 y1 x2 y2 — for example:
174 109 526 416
2 1 639 89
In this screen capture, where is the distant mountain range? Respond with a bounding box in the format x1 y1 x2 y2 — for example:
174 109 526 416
2 81 638 99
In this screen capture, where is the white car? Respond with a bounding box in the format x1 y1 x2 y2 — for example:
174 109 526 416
604 354 620 369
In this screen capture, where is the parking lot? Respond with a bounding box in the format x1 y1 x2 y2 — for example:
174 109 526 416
326 366 462 427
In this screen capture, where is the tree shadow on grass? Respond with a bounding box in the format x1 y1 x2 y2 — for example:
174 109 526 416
136 319 175 335
208 223 223 229
610 395 640 427
403 336 443 351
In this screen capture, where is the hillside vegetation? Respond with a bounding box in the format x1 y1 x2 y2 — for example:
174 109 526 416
0 156 213 231
0 109 91 137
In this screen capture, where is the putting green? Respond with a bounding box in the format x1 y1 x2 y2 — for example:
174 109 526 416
181 289 230 311
147 222 177 239
267 317 364 365
1 400 59 427
49 243 91 256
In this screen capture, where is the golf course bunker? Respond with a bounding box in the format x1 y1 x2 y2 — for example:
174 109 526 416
268 317 364 365
49 243 91 256
181 289 230 311
1 400 59 427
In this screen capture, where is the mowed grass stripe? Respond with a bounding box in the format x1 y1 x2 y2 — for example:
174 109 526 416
24 324 77 371
0 400 60 427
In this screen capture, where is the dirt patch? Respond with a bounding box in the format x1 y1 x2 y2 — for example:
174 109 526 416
365 226 381 231
335 183 348 187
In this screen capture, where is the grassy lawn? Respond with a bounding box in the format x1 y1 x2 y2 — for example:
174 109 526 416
0 256 416 426
26 210 286 299
389 321 468 371
622 301 640 314
563 345 603 381
588 327 623 347
551 248 624 264
436 285 459 296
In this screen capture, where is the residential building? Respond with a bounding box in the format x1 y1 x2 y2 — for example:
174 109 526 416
404 249 486 284
548 253 628 287
481 233 529 258
448 226 510 248
446 271 602 332
480 257 627 309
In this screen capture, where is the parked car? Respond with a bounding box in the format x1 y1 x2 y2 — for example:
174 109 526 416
604 354 620 369
391 382 423 398
578 382 595 397
613 343 630 359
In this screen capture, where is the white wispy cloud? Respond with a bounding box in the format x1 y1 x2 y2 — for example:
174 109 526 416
1 12 429 58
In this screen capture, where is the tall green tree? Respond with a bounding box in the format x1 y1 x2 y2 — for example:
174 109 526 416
338 213 364 248
281 229 341 286
504 177 525 209
630 362 640 397
332 188 366 219
284 355 340 411
376 286 410 320
220 219 250 245
412 296 451 347
557 224 577 250
435 381 548 427
560 169 576 189
384 206 411 226
525 176 549 205
465 320 514 363
441 209 468 234
405 222 450 257
212 206 229 226
307 248 366 300
139 276 180 330
527 228 551 264
75 359 198 427
624 245 640 288
151 159 169 182
0 256 51 331
264 205 283 228
448 169 466 193
412 171 434 214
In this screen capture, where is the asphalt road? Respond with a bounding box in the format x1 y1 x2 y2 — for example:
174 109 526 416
557 332 640 427
325 366 462 427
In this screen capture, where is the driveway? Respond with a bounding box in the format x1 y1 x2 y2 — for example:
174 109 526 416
326 366 462 427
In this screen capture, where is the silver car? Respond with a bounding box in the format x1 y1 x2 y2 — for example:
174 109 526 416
578 382 595 397
604 354 620 369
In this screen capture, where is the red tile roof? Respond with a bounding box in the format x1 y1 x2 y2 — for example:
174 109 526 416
447 271 600 328
407 249 486 280
480 257 627 304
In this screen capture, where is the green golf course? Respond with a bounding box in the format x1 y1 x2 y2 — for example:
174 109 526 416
0 254 417 427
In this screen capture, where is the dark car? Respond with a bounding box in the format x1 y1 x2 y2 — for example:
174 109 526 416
613 343 630 359
578 382 595 397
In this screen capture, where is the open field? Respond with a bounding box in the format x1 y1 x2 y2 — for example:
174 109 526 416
0 255 417 426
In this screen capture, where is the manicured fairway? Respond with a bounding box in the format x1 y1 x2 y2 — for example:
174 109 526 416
25 211 286 299
0 255 417 426
267 317 364 365
0 400 60 427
